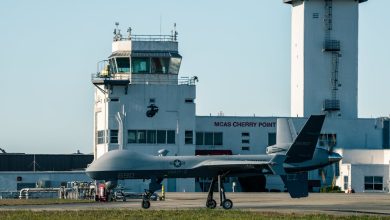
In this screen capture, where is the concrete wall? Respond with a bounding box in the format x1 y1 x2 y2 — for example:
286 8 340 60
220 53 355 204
290 0 305 118
107 84 196 156
196 116 277 155
339 149 390 164
94 82 196 192
350 165 389 192
196 116 383 155
132 41 178 52
290 0 360 119
337 150 390 192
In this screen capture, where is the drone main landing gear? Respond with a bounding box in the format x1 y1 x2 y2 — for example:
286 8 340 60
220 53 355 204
206 174 233 210
141 177 163 209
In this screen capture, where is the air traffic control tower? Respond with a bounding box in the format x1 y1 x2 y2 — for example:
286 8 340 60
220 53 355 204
91 23 197 192
284 0 367 119
91 24 197 160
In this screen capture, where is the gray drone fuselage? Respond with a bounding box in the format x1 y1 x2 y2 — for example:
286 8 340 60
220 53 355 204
86 150 283 181
86 147 337 181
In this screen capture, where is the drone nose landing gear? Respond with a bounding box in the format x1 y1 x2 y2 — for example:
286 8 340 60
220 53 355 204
206 174 233 210
141 177 163 209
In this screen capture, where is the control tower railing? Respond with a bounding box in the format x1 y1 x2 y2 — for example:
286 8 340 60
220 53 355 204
114 35 177 42
91 73 130 81
112 22 178 42
179 76 198 85
133 35 177 42
91 73 197 86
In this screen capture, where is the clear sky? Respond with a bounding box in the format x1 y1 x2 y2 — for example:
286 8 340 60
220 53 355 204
0 0 389 154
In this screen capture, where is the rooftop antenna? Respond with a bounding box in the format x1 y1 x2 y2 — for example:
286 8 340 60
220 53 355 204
29 154 41 172
33 154 36 172
159 14 162 35
127 27 132 39
113 22 122 41
171 23 178 41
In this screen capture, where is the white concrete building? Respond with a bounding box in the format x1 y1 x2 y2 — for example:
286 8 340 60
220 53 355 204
336 149 390 192
285 0 367 119
91 0 390 193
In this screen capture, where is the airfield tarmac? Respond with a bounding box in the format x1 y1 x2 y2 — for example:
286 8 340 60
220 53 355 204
1 192 390 216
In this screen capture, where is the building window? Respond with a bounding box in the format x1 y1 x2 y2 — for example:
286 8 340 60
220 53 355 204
214 132 223 145
185 130 193 144
364 176 383 191
241 132 250 146
334 163 340 177
343 176 349 190
319 134 337 147
110 130 118 144
185 99 194 103
116 57 130 73
196 132 204 145
196 132 223 146
242 132 250 137
242 146 250 151
169 57 182 74
268 133 276 146
151 57 170 73
312 13 319 19
147 130 157 144
242 139 250 144
167 130 176 144
157 130 166 144
97 130 105 144
109 58 117 73
127 129 175 144
204 132 214 145
137 130 147 144
128 130 137 143
132 57 150 73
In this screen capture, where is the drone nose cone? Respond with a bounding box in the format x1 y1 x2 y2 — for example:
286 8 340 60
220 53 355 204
328 152 342 163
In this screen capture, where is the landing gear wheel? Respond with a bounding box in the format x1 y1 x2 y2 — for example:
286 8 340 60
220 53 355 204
206 199 217 209
141 200 150 209
222 199 233 210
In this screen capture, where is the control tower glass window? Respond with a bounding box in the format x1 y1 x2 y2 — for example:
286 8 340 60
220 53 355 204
132 57 150 73
109 58 117 74
116 57 130 73
151 57 169 74
169 57 181 74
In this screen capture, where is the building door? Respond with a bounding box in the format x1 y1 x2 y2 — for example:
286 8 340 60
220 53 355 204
167 178 176 192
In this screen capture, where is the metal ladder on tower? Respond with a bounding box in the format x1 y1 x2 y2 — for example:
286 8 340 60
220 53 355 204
331 52 339 101
323 0 340 112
